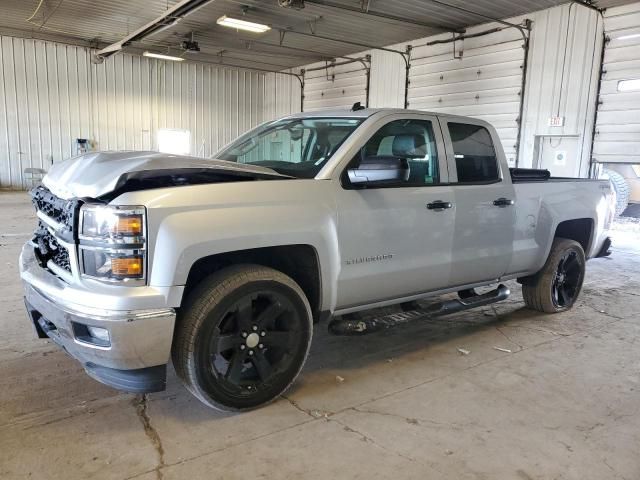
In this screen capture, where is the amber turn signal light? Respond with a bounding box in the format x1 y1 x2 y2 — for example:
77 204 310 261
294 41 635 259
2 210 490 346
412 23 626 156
111 256 143 277
114 215 143 236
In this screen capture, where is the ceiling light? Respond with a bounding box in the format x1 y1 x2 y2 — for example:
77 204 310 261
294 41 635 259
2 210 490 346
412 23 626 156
618 79 640 92
142 51 185 61
616 33 640 41
216 15 270 33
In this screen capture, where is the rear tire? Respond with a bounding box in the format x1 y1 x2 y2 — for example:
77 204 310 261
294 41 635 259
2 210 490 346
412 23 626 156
604 169 630 216
522 238 586 313
172 265 313 411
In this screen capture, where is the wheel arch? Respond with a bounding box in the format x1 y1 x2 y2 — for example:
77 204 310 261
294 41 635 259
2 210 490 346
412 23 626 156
518 217 594 286
553 218 594 254
182 245 324 322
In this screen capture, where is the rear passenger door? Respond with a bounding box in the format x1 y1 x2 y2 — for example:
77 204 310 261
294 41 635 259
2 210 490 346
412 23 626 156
439 117 516 286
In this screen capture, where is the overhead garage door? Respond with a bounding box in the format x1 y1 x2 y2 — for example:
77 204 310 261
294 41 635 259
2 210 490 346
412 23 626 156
407 26 527 166
303 57 370 111
592 3 640 165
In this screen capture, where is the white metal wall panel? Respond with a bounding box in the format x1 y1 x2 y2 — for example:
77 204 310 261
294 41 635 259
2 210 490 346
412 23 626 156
303 60 369 111
593 2 640 164
293 3 603 175
368 49 406 108
264 70 303 121
518 4 603 176
408 23 527 165
0 37 95 188
0 35 299 189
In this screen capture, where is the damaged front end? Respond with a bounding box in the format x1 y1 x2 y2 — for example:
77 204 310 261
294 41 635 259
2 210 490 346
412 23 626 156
100 167 289 200
29 185 81 276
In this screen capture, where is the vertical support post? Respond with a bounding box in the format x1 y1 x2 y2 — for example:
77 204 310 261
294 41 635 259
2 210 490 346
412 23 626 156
299 70 305 112
364 55 371 107
515 20 532 168
404 45 412 109
588 31 607 178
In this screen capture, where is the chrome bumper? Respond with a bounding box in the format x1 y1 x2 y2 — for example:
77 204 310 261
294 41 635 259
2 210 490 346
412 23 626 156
20 243 177 392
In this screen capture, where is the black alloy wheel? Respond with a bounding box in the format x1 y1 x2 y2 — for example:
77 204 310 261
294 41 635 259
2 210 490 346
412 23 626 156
551 250 583 308
173 265 313 411
201 290 302 400
521 238 586 314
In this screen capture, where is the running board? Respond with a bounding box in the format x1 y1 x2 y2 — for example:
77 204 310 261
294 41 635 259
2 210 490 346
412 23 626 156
328 284 510 336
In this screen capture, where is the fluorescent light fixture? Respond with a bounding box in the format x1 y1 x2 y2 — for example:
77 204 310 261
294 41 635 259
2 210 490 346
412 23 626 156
616 33 640 41
618 79 640 92
217 15 270 33
142 51 185 61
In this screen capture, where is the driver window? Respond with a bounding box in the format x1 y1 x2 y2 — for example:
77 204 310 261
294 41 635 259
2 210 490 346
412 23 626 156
358 119 440 186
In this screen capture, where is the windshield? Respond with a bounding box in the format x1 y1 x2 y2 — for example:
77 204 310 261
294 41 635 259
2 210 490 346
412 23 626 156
214 117 364 178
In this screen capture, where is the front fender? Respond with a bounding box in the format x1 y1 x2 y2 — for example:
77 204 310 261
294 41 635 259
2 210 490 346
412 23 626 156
113 180 341 313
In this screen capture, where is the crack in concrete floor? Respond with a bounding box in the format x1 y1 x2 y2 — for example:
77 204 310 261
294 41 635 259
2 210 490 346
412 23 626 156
134 395 165 480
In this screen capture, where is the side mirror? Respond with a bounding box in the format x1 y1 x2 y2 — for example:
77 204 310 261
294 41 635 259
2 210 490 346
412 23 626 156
347 156 410 185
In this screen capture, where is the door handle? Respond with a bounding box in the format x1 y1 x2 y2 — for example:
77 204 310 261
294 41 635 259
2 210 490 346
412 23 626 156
427 200 453 211
493 197 515 207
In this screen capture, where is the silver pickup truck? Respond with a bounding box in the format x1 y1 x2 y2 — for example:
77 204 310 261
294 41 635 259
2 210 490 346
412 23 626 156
20 108 614 411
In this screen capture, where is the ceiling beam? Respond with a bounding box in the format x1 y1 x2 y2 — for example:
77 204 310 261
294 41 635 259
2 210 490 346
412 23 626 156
181 34 334 60
0 26 106 49
95 0 215 59
276 27 408 58
301 0 462 32
570 0 604 12
420 0 530 40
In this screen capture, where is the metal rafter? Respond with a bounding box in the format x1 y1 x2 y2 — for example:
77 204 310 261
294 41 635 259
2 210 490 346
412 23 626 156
181 33 338 61
421 0 530 41
95 0 216 59
301 0 462 32
277 27 408 59
570 0 605 13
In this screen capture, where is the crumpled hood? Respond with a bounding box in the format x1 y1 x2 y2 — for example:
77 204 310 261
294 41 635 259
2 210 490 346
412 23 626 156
42 151 286 199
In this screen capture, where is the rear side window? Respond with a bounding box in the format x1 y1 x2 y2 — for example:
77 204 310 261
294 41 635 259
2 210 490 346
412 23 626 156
448 123 499 183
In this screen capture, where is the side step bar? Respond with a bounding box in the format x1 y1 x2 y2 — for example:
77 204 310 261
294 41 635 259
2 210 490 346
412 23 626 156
328 284 510 336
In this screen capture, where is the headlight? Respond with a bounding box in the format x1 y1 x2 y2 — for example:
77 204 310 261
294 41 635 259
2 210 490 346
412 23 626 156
79 205 146 284
81 205 145 239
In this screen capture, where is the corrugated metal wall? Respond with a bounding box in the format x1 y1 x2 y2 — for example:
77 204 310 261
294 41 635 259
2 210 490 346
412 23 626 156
519 4 603 176
300 3 604 175
407 21 527 165
592 2 640 165
302 59 369 111
368 50 406 109
0 37 92 188
1 2 620 188
0 35 299 189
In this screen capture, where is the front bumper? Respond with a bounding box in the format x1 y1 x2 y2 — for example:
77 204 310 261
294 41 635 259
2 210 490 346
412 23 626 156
20 244 177 393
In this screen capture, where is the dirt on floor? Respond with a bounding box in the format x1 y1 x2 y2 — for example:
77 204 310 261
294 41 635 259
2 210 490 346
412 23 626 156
1 191 639 480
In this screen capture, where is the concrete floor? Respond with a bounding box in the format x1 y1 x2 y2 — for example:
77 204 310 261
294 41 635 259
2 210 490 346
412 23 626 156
1 190 639 480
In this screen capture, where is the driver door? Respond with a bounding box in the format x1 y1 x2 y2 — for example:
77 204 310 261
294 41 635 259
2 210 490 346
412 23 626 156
334 114 455 310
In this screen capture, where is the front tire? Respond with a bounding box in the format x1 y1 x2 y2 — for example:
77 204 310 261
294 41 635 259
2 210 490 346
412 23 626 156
522 238 586 313
172 265 313 411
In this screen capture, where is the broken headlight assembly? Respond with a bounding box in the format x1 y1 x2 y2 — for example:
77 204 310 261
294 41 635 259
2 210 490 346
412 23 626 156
78 204 146 284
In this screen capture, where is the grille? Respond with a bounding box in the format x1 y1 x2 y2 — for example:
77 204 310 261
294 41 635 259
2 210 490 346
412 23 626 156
30 186 76 275
32 222 72 273
30 185 76 231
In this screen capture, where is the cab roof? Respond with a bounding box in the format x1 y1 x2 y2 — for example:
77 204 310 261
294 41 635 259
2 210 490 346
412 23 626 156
284 108 414 119
282 108 486 125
